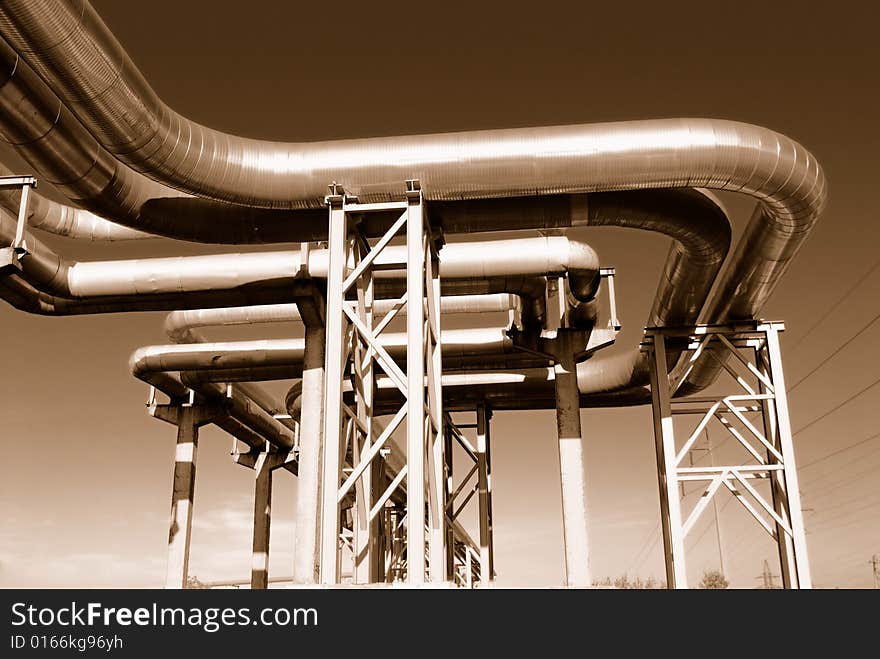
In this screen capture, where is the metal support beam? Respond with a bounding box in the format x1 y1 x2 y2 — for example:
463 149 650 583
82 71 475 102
762 324 812 588
476 403 495 585
647 332 688 588
319 190 347 585
405 182 427 585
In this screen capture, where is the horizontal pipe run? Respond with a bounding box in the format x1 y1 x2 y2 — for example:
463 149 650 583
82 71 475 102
163 294 521 344
132 328 528 371
0 165 152 241
2 211 595 299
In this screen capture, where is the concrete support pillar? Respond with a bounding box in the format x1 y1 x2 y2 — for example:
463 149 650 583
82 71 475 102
166 408 199 589
294 325 325 584
553 335 591 588
251 458 273 589
153 404 223 589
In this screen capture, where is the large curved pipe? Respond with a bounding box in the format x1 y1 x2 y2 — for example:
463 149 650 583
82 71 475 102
0 0 827 406
0 32 670 245
576 189 730 394
0 3 826 391
0 2 825 223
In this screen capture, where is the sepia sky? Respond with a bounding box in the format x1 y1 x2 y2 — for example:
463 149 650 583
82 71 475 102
1 1 878 588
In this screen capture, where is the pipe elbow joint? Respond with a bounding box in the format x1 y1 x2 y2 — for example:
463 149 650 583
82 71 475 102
285 381 304 421
564 240 601 302
128 346 150 377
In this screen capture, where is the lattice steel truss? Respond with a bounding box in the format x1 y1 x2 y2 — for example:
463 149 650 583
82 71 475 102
643 321 811 589
319 180 448 585
444 405 495 586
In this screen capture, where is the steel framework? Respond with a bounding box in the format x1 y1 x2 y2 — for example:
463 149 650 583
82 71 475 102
319 180 447 585
444 406 496 586
643 321 811 589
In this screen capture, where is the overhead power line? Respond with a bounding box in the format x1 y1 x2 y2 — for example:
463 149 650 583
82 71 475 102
792 376 880 437
798 431 880 470
787 311 880 394
787 258 880 353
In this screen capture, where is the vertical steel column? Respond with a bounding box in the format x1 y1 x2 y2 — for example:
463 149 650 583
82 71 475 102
647 333 688 589
444 425 456 581
373 458 390 583
294 326 325 584
757 346 796 588
319 190 348 585
485 409 496 579
763 324 812 588
405 184 427 585
554 332 592 587
425 216 446 584
476 403 494 585
251 455 273 589
351 233 373 584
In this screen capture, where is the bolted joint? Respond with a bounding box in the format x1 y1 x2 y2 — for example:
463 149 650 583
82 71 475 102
325 181 346 207
405 178 422 200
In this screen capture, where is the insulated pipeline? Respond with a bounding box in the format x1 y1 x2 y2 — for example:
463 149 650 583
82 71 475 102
0 3 823 235
163 294 521 343
0 0 828 409
1 216 599 324
0 165 152 241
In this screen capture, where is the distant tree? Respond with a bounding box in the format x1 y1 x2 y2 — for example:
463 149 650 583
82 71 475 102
185 575 210 589
592 574 664 589
614 574 631 589
699 569 729 589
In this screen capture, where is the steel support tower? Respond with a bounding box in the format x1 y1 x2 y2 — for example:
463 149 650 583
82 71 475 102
643 321 811 589
319 180 448 585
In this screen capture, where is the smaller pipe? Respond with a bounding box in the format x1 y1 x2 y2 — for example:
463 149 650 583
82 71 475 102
0 164 153 241
164 293 520 344
128 348 295 450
